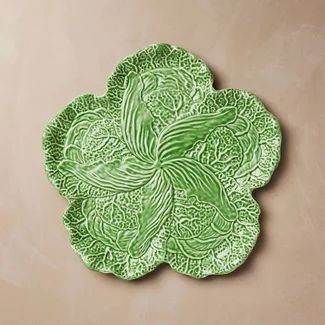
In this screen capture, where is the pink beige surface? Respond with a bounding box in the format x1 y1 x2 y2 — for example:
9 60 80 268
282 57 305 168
1 0 325 324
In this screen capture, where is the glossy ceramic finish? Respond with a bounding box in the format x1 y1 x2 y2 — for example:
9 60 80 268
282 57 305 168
43 44 281 279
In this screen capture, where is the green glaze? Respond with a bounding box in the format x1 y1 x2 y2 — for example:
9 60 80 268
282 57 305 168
43 44 281 279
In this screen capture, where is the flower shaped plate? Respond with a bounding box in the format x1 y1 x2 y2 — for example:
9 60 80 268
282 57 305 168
43 44 281 279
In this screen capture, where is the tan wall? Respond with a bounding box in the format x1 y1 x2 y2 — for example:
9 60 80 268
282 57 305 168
1 0 324 324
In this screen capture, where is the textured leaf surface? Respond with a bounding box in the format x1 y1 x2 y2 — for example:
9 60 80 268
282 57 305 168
157 107 237 161
121 71 157 162
43 44 281 279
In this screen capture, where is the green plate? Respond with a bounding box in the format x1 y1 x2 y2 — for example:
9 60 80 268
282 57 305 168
43 44 281 279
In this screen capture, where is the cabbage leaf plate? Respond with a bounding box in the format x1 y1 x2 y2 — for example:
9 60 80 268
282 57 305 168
43 44 281 279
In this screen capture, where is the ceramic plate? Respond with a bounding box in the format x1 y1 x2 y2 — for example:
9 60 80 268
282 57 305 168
43 44 281 279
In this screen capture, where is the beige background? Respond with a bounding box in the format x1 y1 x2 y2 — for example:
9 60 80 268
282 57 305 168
1 0 325 324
